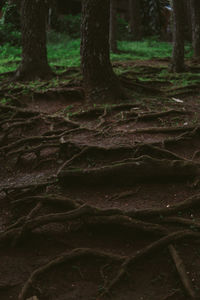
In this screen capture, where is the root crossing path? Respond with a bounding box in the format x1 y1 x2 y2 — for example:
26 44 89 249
1 87 200 300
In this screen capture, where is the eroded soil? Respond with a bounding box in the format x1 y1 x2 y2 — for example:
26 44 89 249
0 60 200 300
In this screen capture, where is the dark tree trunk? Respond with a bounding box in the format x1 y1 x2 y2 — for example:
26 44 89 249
15 0 52 81
171 0 185 72
190 0 200 59
129 0 141 41
185 0 192 41
109 0 118 53
81 0 125 102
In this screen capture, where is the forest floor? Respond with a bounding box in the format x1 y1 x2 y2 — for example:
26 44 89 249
1 58 200 300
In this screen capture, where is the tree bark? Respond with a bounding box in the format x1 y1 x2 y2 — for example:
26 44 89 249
171 0 185 72
190 0 200 59
15 0 53 81
81 0 125 102
129 0 142 41
109 0 118 53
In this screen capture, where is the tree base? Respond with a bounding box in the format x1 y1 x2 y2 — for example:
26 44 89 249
14 62 54 81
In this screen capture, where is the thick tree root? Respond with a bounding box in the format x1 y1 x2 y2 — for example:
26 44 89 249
117 109 189 124
0 205 166 242
128 193 200 218
2 192 200 244
59 141 185 163
1 92 200 300
168 245 198 299
136 109 190 121
58 155 200 186
122 125 196 135
70 103 140 120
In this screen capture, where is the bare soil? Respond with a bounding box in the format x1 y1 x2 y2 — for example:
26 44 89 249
1 60 200 300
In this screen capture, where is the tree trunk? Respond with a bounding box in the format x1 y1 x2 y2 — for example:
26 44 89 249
185 0 192 41
129 0 141 41
190 0 200 59
109 0 118 53
81 0 125 102
171 0 185 72
15 0 53 81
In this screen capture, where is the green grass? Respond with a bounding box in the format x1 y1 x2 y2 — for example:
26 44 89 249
0 33 193 74
0 43 21 73
47 33 81 68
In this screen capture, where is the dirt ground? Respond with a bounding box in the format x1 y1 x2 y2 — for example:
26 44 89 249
1 59 200 300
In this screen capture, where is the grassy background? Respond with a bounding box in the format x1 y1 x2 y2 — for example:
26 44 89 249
0 32 193 74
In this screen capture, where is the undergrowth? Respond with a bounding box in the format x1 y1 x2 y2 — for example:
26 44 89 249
0 33 193 74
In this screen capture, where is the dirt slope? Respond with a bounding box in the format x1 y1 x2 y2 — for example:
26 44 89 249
0 61 200 300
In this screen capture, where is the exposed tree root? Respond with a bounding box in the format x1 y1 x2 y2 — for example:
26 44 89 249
167 84 200 97
33 86 84 101
0 179 57 197
162 216 200 229
1 116 40 135
122 125 196 134
107 189 140 201
12 194 80 210
128 193 200 218
133 144 185 160
101 230 200 297
83 215 166 235
1 88 200 300
18 231 200 300
58 140 186 169
120 75 162 94
2 190 200 245
136 109 189 120
168 245 198 299
0 104 39 117
70 103 140 120
12 202 42 246
59 140 133 155
7 143 60 159
120 109 189 123
4 204 166 240
18 248 125 300
58 155 200 186
57 147 89 174
161 290 182 300
53 130 200 172
95 106 108 129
